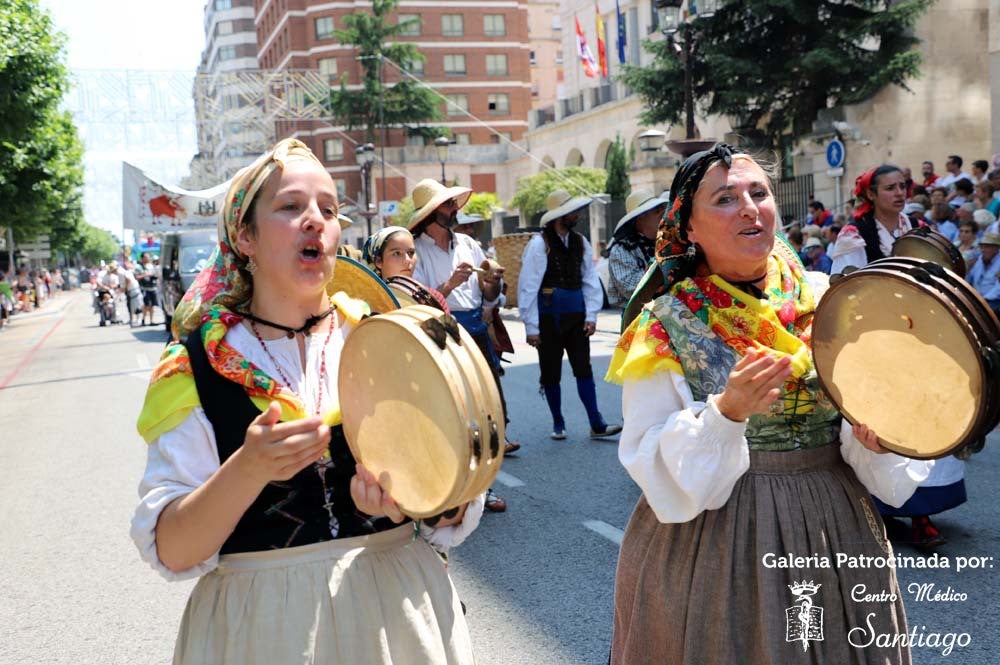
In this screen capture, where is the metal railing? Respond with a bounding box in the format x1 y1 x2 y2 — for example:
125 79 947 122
774 174 814 224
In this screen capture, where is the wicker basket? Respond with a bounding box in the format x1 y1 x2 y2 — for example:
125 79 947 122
492 232 536 308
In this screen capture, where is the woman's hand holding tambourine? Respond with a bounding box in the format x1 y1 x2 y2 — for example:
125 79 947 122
851 422 890 454
350 463 406 523
715 350 793 422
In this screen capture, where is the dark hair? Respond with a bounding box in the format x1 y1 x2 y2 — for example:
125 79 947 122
958 219 977 233
948 155 963 168
973 159 989 173
954 178 974 195
932 202 953 221
787 228 803 245
808 200 825 211
869 164 903 192
828 224 842 238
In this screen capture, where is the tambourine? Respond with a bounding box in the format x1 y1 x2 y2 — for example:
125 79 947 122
338 305 505 517
813 260 998 458
891 227 966 277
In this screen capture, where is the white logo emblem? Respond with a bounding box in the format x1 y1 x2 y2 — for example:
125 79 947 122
786 580 824 651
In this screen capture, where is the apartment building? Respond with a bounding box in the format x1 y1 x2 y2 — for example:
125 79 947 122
255 0 532 216
188 0 266 189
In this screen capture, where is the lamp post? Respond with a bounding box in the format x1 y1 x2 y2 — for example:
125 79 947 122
653 0 720 157
355 142 377 236
434 136 450 185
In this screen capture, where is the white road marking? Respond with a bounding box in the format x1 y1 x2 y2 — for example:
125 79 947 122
494 470 525 487
135 353 150 369
582 519 624 545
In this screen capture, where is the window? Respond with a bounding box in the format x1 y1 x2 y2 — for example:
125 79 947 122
318 57 338 81
408 58 424 76
218 46 237 61
217 21 233 36
485 54 508 76
398 13 421 36
323 139 344 161
406 135 426 147
529 50 537 66
315 16 335 40
442 14 463 37
484 14 506 37
487 93 509 115
443 54 466 76
215 0 231 10
332 179 346 199
445 94 469 117
489 131 513 144
454 133 470 145
551 14 561 30
531 83 539 97
555 50 564 64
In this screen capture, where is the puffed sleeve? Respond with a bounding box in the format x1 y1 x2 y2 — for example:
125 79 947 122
517 235 547 336
838 420 933 508
418 492 486 552
620 371 751 524
130 407 222 581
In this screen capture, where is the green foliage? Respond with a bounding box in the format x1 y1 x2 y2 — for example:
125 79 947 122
464 192 500 219
508 167 608 218
0 0 84 257
327 0 441 142
618 0 933 149
78 223 121 265
390 195 415 226
605 136 630 201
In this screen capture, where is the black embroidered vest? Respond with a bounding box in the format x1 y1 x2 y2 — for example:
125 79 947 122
541 225 585 290
184 328 401 554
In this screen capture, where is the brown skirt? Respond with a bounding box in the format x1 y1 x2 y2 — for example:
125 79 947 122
612 444 911 665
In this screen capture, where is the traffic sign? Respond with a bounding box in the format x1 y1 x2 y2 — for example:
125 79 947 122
379 200 399 216
826 139 845 169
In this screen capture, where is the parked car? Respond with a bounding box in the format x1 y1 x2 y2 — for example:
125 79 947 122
158 229 218 335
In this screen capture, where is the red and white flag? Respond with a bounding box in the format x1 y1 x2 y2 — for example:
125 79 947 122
575 16 599 78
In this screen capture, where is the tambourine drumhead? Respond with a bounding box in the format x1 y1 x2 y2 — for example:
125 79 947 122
813 268 986 459
338 305 504 517
892 229 965 277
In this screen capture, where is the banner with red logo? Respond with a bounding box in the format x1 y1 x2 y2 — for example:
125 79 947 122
575 16 599 79
122 162 230 232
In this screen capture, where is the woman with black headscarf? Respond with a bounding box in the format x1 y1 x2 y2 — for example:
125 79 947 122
606 145 932 664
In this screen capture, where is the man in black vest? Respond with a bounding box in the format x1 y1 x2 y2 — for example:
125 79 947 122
517 190 622 440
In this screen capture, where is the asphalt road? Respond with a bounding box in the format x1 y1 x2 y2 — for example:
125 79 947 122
1 290 998 664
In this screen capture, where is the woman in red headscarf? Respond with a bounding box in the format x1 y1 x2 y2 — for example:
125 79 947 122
829 165 913 274
827 164 966 551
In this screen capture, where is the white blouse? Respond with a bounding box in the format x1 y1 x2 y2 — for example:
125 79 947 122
131 320 484 581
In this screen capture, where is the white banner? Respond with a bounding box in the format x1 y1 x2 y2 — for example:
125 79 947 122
122 162 230 232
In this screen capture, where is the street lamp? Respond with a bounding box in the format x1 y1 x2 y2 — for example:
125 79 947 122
434 136 450 185
355 142 376 236
637 129 667 153
653 0 721 152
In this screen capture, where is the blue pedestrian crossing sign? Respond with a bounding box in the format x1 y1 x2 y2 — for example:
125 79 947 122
826 139 845 168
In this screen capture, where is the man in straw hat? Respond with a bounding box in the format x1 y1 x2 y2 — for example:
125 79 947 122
607 190 666 306
966 231 1000 313
409 178 522 465
518 189 622 440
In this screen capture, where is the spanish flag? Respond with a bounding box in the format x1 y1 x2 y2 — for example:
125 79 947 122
595 6 609 78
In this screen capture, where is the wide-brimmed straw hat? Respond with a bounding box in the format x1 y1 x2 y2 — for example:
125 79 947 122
408 178 472 231
539 190 592 226
326 255 399 313
803 236 824 250
337 213 354 228
978 232 1000 246
612 191 668 236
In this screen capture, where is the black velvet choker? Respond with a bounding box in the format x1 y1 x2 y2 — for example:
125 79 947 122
240 305 337 338
731 274 768 299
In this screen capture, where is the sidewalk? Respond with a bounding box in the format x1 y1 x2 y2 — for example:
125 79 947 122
2 290 78 325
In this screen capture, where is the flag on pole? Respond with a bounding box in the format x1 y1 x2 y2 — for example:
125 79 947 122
575 16 599 78
595 6 609 78
616 0 627 64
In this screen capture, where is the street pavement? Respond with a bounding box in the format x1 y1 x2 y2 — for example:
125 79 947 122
1 289 998 664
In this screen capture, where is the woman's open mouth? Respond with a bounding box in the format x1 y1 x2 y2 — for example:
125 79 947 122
299 240 325 263
739 227 764 238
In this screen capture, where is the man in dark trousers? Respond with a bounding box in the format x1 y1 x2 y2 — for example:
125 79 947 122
518 189 622 440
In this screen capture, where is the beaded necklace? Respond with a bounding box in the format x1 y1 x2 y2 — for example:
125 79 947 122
249 309 341 535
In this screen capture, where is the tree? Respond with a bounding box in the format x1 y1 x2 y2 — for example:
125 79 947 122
78 223 121 265
605 136 630 201
508 167 608 219
327 0 442 143
0 0 84 252
464 192 500 219
619 0 933 149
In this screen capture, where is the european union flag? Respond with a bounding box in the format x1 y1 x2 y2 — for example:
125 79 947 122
616 0 627 63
